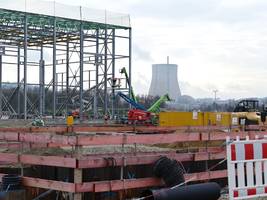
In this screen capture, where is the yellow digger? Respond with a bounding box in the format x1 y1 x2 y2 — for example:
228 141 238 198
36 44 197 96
232 99 266 125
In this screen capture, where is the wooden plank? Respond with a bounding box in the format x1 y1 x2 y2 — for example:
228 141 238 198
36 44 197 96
20 155 76 168
77 178 163 193
0 149 225 169
78 150 225 168
0 124 266 134
194 151 226 161
0 142 21 149
0 132 18 140
185 169 227 181
0 169 227 193
22 177 75 192
74 169 83 200
76 170 227 193
0 153 76 168
0 153 18 163
78 152 191 168
0 173 75 192
2 130 267 146
77 132 267 146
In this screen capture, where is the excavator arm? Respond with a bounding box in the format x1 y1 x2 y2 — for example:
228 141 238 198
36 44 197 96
147 94 171 113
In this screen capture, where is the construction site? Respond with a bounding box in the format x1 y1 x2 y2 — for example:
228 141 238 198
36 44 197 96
0 1 267 200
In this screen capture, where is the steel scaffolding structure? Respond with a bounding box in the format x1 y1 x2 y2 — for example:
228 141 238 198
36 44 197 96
0 2 132 120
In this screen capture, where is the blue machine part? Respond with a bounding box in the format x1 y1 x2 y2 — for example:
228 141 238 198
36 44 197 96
117 92 146 111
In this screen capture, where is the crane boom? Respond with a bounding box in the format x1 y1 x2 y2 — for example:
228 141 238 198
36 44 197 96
120 67 137 103
147 94 171 113
117 92 146 111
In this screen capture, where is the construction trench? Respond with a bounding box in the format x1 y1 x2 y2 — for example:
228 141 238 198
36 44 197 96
0 122 265 199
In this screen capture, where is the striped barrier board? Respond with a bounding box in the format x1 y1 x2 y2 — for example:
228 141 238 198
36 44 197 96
227 135 267 200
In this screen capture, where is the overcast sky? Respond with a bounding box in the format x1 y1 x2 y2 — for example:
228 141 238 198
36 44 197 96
54 0 267 99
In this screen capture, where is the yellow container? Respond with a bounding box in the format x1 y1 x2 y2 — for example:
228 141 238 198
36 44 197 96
66 116 74 126
159 112 232 127
159 112 204 126
203 112 232 126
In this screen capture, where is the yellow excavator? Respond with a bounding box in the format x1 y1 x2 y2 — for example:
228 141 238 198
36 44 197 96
232 99 266 125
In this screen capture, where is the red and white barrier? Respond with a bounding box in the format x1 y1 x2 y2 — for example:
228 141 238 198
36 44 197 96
227 135 267 200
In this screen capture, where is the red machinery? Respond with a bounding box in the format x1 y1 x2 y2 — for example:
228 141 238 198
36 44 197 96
127 109 152 124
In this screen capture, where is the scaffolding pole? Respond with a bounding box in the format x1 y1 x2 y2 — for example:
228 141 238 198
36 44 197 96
17 47 20 117
66 36 69 113
39 44 45 116
52 17 56 118
111 29 115 119
93 29 99 119
23 15 28 119
104 28 108 115
79 22 84 120
129 28 132 109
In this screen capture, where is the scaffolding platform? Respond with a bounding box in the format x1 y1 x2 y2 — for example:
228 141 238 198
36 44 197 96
0 0 132 120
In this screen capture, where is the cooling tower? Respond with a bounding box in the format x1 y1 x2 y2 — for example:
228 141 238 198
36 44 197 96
149 63 181 101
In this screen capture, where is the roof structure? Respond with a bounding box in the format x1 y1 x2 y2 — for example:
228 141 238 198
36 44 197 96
0 0 130 46
0 0 132 119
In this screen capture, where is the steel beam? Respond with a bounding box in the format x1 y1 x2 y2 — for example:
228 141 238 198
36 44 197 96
93 29 99 118
39 44 45 116
23 15 28 119
128 28 132 109
52 17 56 118
17 46 20 117
66 37 69 113
79 22 84 120
111 29 115 119
104 28 108 115
0 11 131 119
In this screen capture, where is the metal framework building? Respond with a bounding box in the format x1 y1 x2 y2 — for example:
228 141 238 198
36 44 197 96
0 0 131 120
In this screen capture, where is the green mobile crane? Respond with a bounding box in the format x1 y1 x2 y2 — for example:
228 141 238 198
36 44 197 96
148 94 171 113
119 67 171 124
120 67 138 103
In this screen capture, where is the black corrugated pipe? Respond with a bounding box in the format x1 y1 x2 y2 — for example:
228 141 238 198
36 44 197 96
143 182 221 200
1 174 21 191
153 156 185 187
